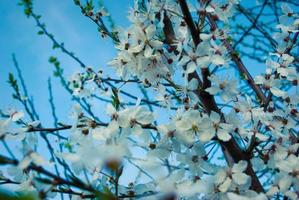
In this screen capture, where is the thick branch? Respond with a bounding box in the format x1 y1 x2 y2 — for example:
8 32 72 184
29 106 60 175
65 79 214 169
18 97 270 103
177 0 265 192
178 0 201 45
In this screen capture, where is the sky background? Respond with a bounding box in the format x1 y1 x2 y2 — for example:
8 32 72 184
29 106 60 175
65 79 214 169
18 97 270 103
0 0 131 125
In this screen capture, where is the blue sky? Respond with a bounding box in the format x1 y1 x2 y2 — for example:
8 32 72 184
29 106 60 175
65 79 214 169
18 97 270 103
0 0 131 125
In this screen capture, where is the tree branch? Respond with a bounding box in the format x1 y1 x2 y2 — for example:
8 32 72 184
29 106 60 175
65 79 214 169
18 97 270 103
207 14 268 105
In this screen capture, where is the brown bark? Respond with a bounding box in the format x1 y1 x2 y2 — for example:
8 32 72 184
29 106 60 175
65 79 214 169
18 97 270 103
177 0 265 193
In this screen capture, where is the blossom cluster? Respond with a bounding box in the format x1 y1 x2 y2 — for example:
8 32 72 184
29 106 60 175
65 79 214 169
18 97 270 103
0 0 298 199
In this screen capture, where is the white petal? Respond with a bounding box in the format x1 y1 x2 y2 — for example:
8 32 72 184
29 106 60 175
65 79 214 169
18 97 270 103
145 24 155 38
150 40 163 48
270 87 286 97
188 78 199 91
205 86 220 95
144 46 154 58
281 3 292 14
177 132 194 146
117 110 130 127
266 186 279 196
285 191 297 200
212 55 225 65
218 178 232 192
210 111 220 123
205 6 215 13
227 192 249 200
186 61 197 74
135 107 154 124
56 152 79 162
217 130 231 141
129 43 144 53
255 132 269 141
18 157 31 170
199 130 214 142
232 172 250 185
232 160 248 173
254 75 265 84
278 176 292 192
197 56 210 67
31 153 49 166
132 124 144 135
200 33 212 40
106 104 116 115
215 170 227 184
11 111 24 122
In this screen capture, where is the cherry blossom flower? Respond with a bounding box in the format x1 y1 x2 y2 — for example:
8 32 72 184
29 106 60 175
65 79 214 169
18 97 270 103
128 24 163 55
214 160 251 193
205 74 238 102
199 111 233 142
18 152 50 170
255 76 286 97
118 106 154 137
177 42 210 73
277 3 299 33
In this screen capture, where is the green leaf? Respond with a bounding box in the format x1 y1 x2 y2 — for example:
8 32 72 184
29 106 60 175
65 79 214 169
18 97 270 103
232 51 240 57
52 43 59 49
226 36 233 43
7 73 20 96
24 8 32 17
37 30 44 35
54 61 60 68
63 142 73 152
85 0 94 12
73 0 80 5
48 56 57 63
239 72 248 80
48 56 60 68
8 73 15 85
